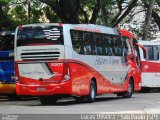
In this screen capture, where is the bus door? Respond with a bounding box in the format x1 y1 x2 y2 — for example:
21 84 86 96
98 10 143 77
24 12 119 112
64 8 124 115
133 38 141 69
119 36 132 84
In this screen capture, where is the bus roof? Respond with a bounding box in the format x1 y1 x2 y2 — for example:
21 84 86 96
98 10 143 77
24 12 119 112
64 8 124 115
139 40 160 45
152 39 160 42
119 29 136 39
18 23 119 36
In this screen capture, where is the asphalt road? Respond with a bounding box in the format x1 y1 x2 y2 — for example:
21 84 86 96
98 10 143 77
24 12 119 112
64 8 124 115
0 93 160 120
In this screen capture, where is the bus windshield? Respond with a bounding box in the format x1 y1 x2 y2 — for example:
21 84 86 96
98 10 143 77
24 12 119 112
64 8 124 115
17 25 63 46
144 45 159 60
0 34 14 51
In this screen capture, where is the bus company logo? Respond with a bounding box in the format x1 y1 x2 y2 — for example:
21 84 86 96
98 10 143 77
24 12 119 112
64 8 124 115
2 114 18 120
20 70 45 77
95 57 119 66
43 28 60 41
74 27 101 33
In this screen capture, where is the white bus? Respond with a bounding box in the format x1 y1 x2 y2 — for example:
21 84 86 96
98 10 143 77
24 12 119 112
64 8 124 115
139 40 160 91
14 23 142 104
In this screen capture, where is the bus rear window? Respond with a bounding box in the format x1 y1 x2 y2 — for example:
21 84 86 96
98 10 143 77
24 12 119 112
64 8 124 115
17 25 63 46
0 35 14 51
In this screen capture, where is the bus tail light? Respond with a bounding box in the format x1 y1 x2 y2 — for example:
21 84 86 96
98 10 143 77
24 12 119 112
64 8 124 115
61 63 70 82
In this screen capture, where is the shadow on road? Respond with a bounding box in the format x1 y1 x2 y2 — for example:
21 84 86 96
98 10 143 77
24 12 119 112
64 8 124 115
0 95 136 106
0 96 38 102
30 95 136 106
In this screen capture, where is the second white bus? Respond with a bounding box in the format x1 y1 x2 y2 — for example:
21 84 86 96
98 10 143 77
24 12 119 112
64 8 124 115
139 40 160 91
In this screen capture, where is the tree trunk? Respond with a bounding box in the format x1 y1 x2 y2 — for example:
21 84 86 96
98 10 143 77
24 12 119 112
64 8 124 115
28 0 31 24
0 4 3 30
156 0 160 6
152 11 160 30
113 0 138 27
142 0 155 40
0 4 3 21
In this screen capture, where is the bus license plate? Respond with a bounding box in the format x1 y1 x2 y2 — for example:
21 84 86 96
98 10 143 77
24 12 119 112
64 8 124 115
36 87 46 91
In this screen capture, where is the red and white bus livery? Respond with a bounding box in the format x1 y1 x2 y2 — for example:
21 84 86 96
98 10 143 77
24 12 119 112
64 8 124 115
139 40 160 90
15 24 142 104
119 29 142 90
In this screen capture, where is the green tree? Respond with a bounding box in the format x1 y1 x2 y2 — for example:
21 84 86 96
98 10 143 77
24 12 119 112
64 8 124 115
0 0 13 30
8 0 45 24
38 0 139 27
39 0 101 24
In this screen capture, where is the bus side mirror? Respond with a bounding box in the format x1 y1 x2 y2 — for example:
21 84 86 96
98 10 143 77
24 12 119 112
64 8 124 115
136 43 146 59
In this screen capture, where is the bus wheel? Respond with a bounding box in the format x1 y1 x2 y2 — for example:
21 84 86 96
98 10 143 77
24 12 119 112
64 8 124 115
40 96 57 105
87 81 96 103
122 80 134 98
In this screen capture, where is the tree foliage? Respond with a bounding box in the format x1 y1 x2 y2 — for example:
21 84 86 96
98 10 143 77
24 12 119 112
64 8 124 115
38 0 139 27
38 0 101 24
0 0 160 39
0 0 13 30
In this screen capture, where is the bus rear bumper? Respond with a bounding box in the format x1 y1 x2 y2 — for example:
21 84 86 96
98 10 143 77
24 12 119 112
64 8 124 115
16 82 72 96
0 83 16 94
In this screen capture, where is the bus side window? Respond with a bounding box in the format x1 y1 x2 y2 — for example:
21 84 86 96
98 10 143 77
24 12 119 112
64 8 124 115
84 33 92 55
145 46 159 60
133 38 141 68
113 36 122 56
119 37 123 56
122 37 132 56
110 36 115 55
70 30 84 54
153 46 159 60
123 37 128 56
104 35 112 56
95 33 103 55
111 36 115 55
115 36 123 56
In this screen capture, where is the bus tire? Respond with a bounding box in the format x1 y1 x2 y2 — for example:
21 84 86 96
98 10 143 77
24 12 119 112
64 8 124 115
122 80 134 98
40 96 57 105
87 81 96 103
